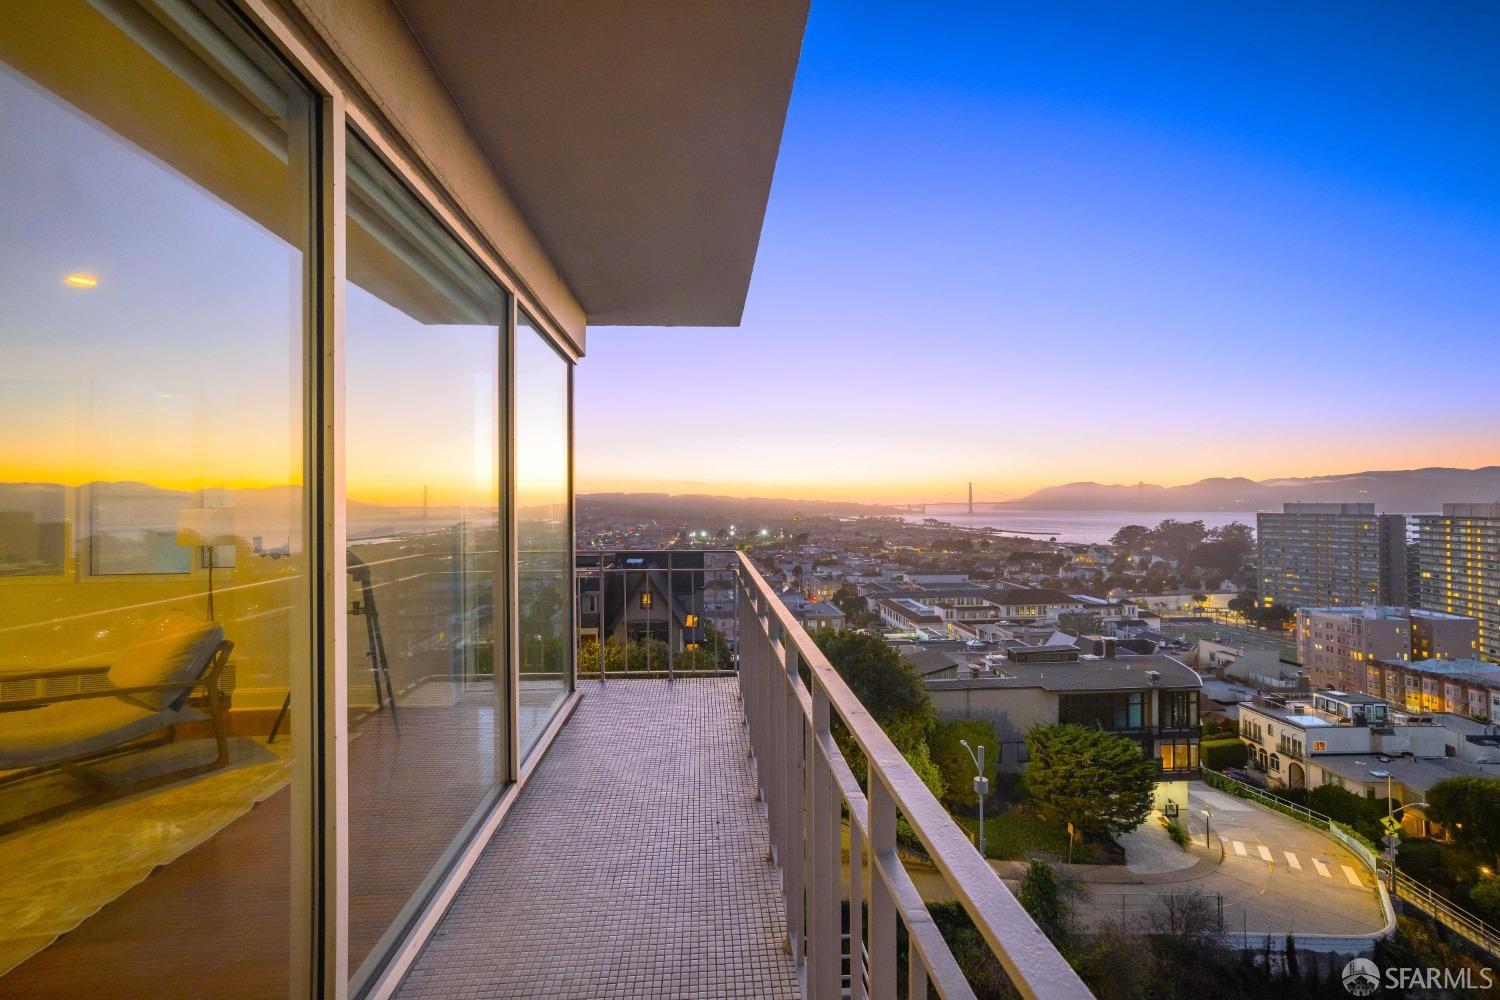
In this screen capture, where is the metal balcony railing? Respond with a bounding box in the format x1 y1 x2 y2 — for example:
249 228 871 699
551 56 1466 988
733 552 1091 1000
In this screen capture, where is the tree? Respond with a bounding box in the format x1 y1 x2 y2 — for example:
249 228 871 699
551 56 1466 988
1227 593 1257 617
1428 776 1500 867
1145 519 1208 562
930 718 998 808
1109 524 1151 552
1245 602 1293 629
812 629 942 798
1023 724 1157 839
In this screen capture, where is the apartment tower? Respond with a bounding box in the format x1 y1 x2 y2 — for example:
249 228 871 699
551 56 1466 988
1257 502 1407 610
1412 503 1500 662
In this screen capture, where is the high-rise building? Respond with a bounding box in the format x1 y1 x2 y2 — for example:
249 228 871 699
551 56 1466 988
1412 503 1500 661
1257 502 1407 610
1296 605 1479 692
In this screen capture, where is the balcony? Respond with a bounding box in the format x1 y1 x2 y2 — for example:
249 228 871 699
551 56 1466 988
394 552 1088 999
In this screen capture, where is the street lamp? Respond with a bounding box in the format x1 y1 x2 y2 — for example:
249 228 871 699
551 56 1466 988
959 739 989 855
1202 806 1216 856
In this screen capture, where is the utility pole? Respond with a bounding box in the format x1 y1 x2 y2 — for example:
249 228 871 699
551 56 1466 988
968 481 974 516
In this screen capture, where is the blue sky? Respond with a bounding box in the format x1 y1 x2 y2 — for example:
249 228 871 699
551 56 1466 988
576 1 1500 503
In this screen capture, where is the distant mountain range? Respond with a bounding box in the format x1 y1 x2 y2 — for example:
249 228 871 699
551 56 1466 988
1001 467 1500 513
579 492 887 519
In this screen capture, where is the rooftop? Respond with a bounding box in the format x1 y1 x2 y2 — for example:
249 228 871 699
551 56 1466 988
931 653 1201 694
1315 752 1500 794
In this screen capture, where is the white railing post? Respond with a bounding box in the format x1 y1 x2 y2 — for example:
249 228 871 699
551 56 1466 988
849 814 866 1000
809 682 841 999
783 637 805 964
867 771 897 1000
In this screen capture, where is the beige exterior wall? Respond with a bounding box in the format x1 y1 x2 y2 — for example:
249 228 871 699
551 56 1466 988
271 0 587 354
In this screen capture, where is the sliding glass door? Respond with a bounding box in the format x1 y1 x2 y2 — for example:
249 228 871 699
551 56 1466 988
343 134 507 987
515 311 573 759
0 1 315 995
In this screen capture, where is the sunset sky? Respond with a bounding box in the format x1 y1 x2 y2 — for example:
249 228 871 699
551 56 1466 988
576 1 1500 504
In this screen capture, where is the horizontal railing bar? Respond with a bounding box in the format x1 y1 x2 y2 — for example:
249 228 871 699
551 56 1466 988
735 553 1091 1000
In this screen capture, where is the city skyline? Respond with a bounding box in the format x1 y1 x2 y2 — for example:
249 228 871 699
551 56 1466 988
576 1 1500 503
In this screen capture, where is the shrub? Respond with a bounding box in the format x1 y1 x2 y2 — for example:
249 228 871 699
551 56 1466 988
1307 784 1384 844
1469 877 1500 926
1017 859 1070 940
1160 815 1189 849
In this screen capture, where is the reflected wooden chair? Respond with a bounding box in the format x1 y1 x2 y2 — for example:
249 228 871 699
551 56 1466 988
0 612 234 836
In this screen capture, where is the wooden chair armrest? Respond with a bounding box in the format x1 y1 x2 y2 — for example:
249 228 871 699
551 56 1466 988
0 664 111 684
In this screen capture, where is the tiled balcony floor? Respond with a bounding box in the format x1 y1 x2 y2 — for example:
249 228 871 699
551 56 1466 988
398 678 800 999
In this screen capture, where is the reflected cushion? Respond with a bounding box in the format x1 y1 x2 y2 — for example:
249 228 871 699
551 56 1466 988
106 612 223 711
0 699 207 770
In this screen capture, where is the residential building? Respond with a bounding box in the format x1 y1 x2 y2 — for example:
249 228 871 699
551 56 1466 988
988 587 1087 622
1238 693 1500 835
1256 502 1407 610
777 589 847 633
575 550 739 661
926 647 1202 812
1412 503 1500 661
1368 658 1500 720
878 596 947 630
1196 639 1306 690
1296 605 1479 692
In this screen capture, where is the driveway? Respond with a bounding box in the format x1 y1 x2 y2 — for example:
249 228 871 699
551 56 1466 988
1069 781 1388 938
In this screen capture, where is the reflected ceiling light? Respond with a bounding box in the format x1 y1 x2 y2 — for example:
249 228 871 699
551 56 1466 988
64 273 98 288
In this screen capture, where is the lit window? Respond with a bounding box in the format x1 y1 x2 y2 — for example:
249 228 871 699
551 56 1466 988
640 592 653 609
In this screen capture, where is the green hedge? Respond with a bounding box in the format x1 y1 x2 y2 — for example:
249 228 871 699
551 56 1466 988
1200 738 1248 771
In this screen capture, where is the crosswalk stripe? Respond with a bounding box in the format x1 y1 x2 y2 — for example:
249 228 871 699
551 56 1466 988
1233 840 1247 856
1343 865 1363 887
1285 852 1301 870
1257 844 1273 862
1313 859 1331 878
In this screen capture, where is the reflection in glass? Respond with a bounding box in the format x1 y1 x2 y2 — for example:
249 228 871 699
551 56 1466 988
516 312 572 757
344 136 506 984
0 1 312 995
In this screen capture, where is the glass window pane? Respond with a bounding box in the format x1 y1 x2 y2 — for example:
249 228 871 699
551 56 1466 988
0 2 313 995
344 134 506 984
516 311 572 758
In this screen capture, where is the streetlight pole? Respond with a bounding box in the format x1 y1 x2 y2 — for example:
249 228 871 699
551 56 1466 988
960 739 989 856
